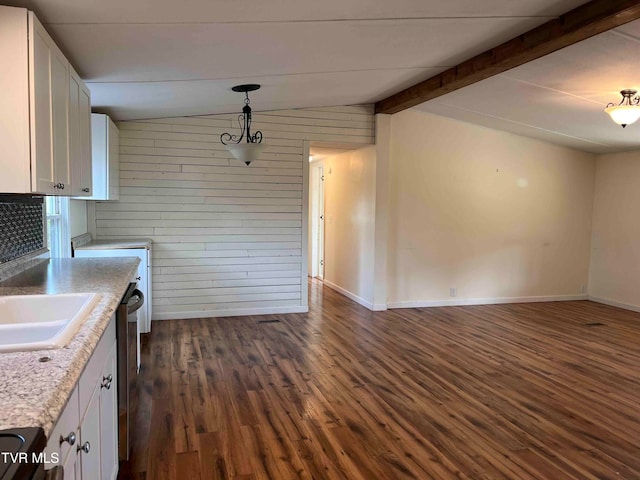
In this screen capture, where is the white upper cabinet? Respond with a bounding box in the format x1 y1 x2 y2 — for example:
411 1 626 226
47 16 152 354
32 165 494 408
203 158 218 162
0 6 91 195
70 66 93 196
87 113 120 201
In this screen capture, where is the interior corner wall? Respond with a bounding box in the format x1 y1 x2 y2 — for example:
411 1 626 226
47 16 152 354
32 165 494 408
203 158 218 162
589 150 640 310
323 146 377 308
387 110 596 307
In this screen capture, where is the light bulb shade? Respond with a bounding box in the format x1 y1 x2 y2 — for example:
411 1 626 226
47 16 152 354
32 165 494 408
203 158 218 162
605 104 640 127
225 142 266 165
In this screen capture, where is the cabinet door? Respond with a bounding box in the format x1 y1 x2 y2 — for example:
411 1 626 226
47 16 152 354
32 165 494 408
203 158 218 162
30 15 54 194
51 44 70 191
44 387 79 471
70 67 93 196
79 82 93 195
68 67 80 195
107 117 120 200
100 343 118 480
63 448 80 480
0 6 31 193
79 386 102 480
87 113 119 200
29 13 69 195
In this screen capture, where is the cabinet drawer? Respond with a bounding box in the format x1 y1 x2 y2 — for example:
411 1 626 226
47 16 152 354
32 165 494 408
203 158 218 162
45 385 79 469
79 316 115 417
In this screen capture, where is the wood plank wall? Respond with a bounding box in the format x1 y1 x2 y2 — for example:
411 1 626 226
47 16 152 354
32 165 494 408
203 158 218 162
94 105 375 320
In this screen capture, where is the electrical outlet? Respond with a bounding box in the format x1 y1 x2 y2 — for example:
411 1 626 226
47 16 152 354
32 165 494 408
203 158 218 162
580 285 586 294
450 287 457 297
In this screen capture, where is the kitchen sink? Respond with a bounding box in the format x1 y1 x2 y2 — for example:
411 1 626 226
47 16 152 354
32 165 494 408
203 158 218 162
0 293 101 353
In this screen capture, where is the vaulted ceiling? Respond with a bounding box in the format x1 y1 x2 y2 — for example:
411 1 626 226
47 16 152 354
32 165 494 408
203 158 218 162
7 0 640 153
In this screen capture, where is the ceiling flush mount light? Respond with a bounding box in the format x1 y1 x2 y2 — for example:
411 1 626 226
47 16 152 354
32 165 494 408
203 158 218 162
605 89 640 128
220 84 265 165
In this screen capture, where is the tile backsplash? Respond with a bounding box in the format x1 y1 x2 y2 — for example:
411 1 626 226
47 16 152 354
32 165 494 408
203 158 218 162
0 195 45 264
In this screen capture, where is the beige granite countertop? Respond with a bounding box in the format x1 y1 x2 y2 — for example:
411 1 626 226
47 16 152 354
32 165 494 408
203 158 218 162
0 257 139 436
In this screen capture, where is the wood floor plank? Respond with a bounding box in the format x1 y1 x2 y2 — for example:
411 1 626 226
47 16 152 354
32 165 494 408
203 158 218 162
119 280 640 479
197 432 229 480
175 451 201 480
145 398 175 480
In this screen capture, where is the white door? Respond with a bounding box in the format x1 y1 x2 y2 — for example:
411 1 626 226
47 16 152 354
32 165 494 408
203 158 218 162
309 164 325 280
317 165 325 279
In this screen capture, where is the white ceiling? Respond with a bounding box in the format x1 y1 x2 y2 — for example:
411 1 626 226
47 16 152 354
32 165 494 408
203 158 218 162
7 0 588 120
415 20 640 154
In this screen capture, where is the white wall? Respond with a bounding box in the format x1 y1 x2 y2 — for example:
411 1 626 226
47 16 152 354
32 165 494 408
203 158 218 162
94 106 374 320
387 110 596 307
589 150 640 310
69 199 88 238
322 146 377 308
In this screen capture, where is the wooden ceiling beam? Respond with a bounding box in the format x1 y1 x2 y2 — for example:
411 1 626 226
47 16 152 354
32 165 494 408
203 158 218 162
375 0 640 114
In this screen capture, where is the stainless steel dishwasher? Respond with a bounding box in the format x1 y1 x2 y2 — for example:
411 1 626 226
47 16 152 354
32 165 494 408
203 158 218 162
116 283 144 462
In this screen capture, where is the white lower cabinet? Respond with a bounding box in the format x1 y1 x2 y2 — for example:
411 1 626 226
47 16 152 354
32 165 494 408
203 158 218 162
79 387 101 478
44 315 118 479
100 343 119 480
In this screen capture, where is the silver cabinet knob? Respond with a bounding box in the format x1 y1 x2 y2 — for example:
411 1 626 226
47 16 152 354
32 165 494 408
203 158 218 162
60 432 76 446
101 374 113 389
53 182 65 190
135 276 141 281
82 187 90 193
78 441 90 454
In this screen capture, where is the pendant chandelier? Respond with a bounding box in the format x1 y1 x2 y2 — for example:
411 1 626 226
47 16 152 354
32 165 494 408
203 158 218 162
220 84 266 165
605 89 640 128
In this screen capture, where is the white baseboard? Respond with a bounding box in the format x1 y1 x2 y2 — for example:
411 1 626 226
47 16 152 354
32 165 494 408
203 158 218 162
387 293 588 309
323 280 375 311
372 304 388 311
152 305 309 321
588 295 640 313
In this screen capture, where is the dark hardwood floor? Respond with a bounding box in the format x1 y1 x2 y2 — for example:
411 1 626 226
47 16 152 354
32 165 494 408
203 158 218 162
118 280 640 479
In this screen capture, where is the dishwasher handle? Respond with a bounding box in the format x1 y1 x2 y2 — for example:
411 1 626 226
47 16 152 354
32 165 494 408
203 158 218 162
127 289 144 314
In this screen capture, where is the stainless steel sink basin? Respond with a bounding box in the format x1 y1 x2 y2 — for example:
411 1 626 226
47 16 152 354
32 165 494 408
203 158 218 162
0 293 101 353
